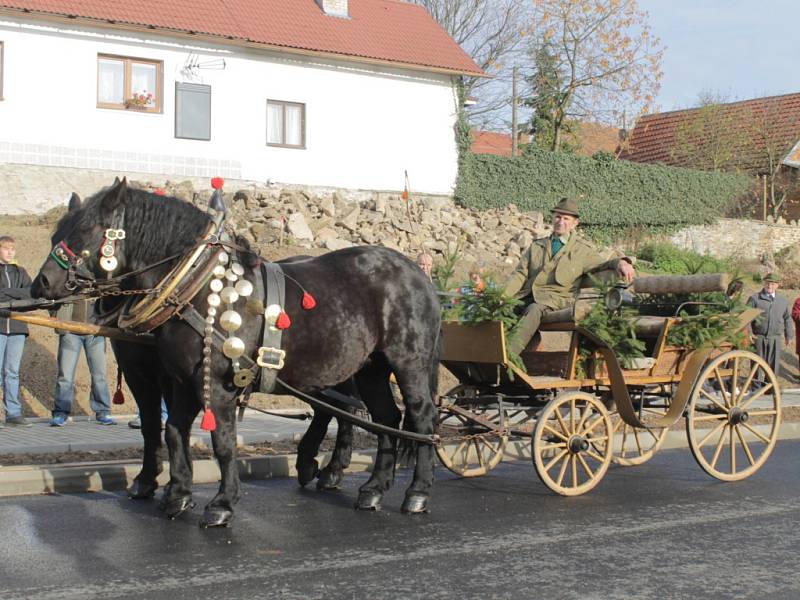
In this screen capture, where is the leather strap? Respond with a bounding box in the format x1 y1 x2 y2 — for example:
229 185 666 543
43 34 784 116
258 262 286 394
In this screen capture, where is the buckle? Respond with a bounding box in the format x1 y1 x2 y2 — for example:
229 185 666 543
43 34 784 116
257 346 286 370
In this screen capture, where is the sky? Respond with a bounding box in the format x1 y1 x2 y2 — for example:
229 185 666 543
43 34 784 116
639 0 800 112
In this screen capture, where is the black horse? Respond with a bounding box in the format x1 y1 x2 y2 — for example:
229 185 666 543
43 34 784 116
31 179 441 527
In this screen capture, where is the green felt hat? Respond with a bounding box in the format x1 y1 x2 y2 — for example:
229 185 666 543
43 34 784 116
764 272 782 283
551 197 580 218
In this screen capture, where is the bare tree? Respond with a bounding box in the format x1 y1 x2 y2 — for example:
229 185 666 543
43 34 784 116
526 0 664 151
413 0 531 129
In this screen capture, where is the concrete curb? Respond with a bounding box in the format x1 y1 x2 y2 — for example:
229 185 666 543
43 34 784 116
1 423 799 498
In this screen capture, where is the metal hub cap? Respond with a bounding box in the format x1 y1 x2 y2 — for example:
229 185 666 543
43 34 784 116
568 434 589 454
728 406 749 425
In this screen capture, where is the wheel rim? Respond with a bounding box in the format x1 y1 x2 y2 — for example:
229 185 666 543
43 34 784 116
686 350 781 481
609 390 671 466
436 385 508 478
532 392 612 496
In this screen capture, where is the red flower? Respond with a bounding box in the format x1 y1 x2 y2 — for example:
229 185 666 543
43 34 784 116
211 177 225 190
301 292 316 310
276 311 291 329
201 407 217 431
154 188 166 196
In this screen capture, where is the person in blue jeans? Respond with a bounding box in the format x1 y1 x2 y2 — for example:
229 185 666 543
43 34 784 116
0 235 32 427
50 299 115 426
128 398 168 429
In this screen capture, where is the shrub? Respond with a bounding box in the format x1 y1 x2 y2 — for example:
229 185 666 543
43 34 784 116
635 243 734 275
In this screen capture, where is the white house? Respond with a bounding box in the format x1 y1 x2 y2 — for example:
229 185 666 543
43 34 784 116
0 0 482 211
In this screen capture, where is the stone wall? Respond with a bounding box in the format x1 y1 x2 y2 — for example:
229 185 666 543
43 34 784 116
670 218 800 260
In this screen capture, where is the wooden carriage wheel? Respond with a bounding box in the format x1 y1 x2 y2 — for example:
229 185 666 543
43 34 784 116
686 350 781 482
532 392 612 496
608 390 671 466
435 385 508 478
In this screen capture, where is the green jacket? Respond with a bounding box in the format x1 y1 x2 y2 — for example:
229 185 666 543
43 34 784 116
503 232 623 310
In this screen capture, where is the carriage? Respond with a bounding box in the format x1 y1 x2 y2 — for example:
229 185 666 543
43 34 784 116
434 274 782 496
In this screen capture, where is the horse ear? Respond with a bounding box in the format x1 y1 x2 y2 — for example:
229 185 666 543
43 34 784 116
113 176 121 185
67 192 82 212
101 177 128 216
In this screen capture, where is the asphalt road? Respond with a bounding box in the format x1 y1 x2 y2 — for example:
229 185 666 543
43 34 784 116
2 441 800 600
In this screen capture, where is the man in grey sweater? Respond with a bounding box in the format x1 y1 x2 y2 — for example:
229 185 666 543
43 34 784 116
747 273 793 379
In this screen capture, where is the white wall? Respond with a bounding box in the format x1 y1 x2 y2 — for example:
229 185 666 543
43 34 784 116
0 15 460 204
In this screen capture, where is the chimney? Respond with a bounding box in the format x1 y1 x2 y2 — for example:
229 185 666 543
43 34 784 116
316 0 349 18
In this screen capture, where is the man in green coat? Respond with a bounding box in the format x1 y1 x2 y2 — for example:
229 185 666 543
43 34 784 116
499 198 635 354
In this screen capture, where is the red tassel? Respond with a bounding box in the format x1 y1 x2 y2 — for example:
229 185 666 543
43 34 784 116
153 188 166 196
276 311 291 329
301 292 316 310
112 369 125 404
201 408 217 431
210 177 225 190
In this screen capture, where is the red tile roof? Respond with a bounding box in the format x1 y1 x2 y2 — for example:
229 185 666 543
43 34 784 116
471 122 620 157
619 92 800 172
0 0 483 76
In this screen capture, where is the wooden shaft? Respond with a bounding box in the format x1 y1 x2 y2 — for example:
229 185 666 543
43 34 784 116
7 313 156 345
632 273 730 295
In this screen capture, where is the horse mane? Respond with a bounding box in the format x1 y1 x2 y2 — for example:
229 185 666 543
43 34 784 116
53 185 213 268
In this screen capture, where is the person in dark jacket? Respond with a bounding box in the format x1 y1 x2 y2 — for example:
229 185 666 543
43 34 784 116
0 236 32 427
747 272 793 380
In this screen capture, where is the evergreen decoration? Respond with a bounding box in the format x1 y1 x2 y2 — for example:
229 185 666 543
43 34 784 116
446 278 526 374
433 241 462 298
665 294 750 351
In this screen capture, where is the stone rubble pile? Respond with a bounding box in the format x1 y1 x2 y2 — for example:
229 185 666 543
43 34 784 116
150 180 554 278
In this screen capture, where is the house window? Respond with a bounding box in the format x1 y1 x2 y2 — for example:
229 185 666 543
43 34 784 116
267 100 305 148
97 54 162 112
175 82 211 140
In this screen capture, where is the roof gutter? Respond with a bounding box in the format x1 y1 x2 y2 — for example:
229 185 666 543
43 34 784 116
0 7 488 78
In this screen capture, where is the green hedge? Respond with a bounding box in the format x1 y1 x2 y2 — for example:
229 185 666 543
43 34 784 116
455 149 752 237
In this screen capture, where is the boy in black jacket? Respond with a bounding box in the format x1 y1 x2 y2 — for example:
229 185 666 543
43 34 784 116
0 236 32 426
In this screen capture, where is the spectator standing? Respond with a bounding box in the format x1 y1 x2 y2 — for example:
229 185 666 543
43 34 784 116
49 299 115 426
416 252 433 281
747 273 793 379
791 296 800 374
0 236 32 427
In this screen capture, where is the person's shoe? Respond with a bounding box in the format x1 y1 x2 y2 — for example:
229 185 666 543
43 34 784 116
96 414 116 426
128 417 141 429
6 415 31 427
50 414 69 427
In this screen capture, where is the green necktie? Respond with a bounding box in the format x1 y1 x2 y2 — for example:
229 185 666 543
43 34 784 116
551 237 564 255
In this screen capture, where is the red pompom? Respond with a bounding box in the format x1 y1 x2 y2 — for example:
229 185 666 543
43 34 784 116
201 407 217 431
112 389 125 405
301 292 316 310
275 311 291 329
210 177 225 190
153 188 166 196
401 189 409 201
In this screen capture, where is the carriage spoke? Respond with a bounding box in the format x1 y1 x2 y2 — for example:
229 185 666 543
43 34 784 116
644 427 662 442
571 454 578 488
731 357 739 405
555 453 570 486
450 440 469 463
554 410 571 436
740 383 773 410
544 449 570 473
582 416 605 435
542 424 569 442
577 405 591 433
699 388 729 413
747 409 778 417
735 425 756 466
474 440 486 467
539 442 567 452
692 413 729 422
729 425 736 473
570 398 576 432
736 364 758 405
585 449 606 462
740 421 771 444
709 425 728 469
633 428 643 455
586 435 608 444
697 420 727 448
619 425 630 457
714 368 731 407
577 453 595 479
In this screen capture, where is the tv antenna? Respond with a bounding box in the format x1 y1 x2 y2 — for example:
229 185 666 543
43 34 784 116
181 53 226 79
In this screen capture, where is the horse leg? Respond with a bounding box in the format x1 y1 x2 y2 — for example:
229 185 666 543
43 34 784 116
296 409 332 487
111 341 163 500
316 379 358 490
201 391 241 528
392 368 438 514
161 383 199 519
352 359 400 511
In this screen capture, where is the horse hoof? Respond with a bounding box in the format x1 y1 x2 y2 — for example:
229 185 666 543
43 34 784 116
127 479 157 500
296 460 320 488
164 497 196 519
355 490 383 511
200 507 233 528
401 493 429 514
316 468 343 491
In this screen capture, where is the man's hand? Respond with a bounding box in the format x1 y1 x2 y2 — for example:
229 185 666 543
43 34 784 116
617 259 636 285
